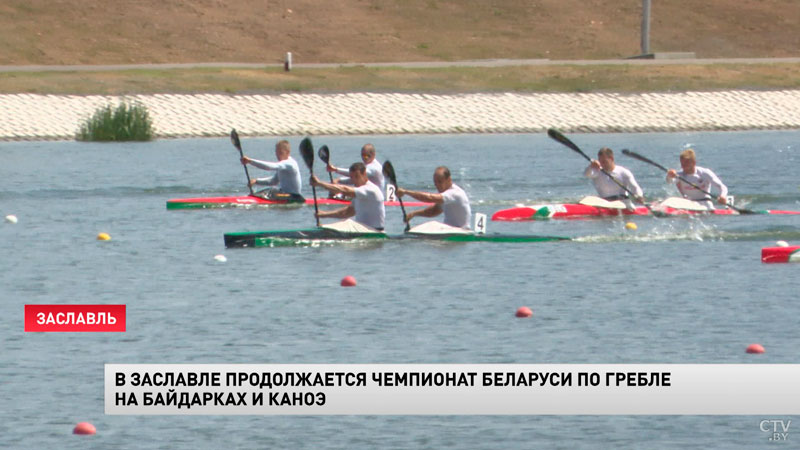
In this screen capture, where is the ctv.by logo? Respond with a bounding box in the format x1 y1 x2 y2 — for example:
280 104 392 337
760 419 791 442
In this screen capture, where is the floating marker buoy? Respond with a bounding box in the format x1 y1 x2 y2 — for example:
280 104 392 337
340 275 357 287
776 240 789 247
4 214 17 224
625 222 637 231
213 254 227 262
96 232 111 241
746 344 765 354
73 422 96 435
515 306 533 318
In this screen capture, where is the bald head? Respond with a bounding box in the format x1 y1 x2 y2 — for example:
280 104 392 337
361 144 376 164
433 166 452 193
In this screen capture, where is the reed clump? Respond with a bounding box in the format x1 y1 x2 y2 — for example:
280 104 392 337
76 102 154 141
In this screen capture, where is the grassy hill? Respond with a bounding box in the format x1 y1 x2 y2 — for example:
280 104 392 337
3 0 798 65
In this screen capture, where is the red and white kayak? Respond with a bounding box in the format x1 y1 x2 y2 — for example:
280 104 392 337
492 199 800 221
761 245 800 263
492 203 741 220
167 195 431 210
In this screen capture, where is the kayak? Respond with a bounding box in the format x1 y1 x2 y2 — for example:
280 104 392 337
761 245 800 263
491 203 800 221
166 195 431 210
224 229 570 248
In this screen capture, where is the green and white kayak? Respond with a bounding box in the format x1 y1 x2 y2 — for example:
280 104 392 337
223 219 570 248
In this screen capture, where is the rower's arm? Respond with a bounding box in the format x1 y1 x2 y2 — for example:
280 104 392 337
316 204 355 220
253 174 278 186
312 176 356 197
584 160 600 178
246 158 280 171
406 203 443 221
396 188 443 204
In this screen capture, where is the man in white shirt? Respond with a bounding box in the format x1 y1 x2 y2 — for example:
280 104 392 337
666 148 728 210
240 139 303 201
396 166 471 229
584 147 644 208
311 162 385 230
326 143 385 192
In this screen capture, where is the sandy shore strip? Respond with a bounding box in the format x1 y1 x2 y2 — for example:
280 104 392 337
1 90 799 140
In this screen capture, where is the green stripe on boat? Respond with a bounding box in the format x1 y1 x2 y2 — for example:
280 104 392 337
223 228 570 248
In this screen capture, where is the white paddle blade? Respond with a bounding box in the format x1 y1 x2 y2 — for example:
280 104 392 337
578 196 627 209
474 213 487 234
659 197 709 211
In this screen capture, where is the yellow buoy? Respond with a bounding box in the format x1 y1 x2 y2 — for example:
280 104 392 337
97 232 111 241
625 222 637 231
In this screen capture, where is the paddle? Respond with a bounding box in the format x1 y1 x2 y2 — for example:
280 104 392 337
230 129 255 195
317 145 335 184
621 149 756 214
299 137 320 226
547 128 655 214
382 160 410 232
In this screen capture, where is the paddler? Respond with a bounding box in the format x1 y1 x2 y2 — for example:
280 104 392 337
666 148 728 210
326 143 386 192
396 166 472 229
584 147 644 209
311 162 386 230
240 140 303 202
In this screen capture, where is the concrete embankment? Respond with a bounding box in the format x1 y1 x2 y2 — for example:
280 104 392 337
1 90 799 140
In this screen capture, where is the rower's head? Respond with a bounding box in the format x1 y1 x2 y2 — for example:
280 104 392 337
597 147 615 171
360 144 376 164
348 162 369 186
679 148 697 174
275 140 291 161
433 166 453 193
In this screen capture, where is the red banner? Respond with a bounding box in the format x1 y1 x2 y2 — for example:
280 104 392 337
25 304 126 332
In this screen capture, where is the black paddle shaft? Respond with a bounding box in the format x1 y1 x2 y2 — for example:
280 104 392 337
230 129 255 195
382 160 410 232
299 137 321 226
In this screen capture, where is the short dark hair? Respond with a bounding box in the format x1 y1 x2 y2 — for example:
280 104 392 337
597 147 614 158
349 162 366 174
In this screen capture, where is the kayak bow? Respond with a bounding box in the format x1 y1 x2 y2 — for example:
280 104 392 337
761 245 800 263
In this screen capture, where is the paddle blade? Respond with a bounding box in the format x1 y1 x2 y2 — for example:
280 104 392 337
299 137 314 171
318 145 330 164
382 160 398 186
547 128 589 161
230 129 242 151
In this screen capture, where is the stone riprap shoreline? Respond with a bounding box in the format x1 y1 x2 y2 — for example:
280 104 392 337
1 90 799 140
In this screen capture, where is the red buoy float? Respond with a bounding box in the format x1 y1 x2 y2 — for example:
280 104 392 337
515 306 533 318
73 422 96 435
746 344 765 354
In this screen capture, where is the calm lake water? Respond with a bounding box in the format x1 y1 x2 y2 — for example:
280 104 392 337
2 131 799 449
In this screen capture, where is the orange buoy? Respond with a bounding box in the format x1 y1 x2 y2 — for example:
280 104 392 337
746 344 765 354
73 422 96 435
515 306 533 318
340 275 357 287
